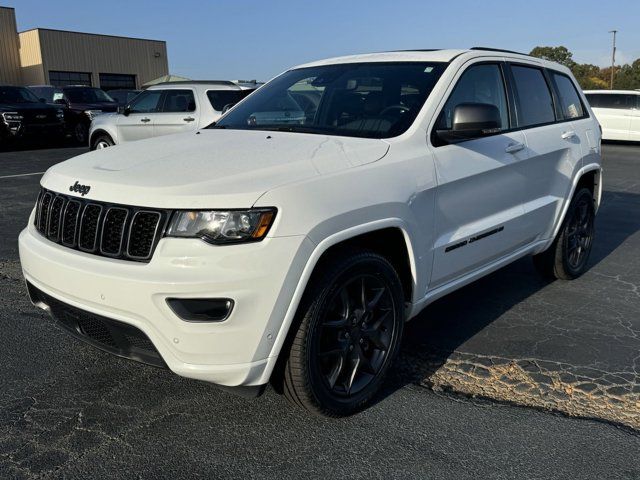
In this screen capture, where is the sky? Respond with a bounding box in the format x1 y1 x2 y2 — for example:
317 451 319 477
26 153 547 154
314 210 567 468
5 0 640 82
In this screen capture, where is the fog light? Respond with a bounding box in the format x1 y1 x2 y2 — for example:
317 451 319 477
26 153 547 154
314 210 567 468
166 298 234 322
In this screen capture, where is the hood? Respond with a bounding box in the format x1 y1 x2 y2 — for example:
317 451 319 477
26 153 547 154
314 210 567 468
0 102 60 112
41 129 390 208
69 102 118 112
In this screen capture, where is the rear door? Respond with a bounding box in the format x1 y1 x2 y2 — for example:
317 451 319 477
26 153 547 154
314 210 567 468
508 64 582 242
153 89 199 137
430 61 530 288
117 89 162 142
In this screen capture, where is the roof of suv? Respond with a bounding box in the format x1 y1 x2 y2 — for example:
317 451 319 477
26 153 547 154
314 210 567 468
584 89 640 95
294 48 559 70
148 81 256 91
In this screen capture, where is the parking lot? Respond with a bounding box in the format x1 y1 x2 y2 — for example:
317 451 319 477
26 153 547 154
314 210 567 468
1 143 639 479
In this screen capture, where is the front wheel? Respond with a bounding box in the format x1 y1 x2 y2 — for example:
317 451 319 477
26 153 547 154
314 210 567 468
74 123 88 145
533 187 596 280
91 134 114 150
283 250 405 417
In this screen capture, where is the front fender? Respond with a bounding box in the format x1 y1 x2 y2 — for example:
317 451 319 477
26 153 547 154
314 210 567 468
253 217 418 385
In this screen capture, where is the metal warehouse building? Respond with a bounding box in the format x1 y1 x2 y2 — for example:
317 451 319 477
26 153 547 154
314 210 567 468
0 6 168 89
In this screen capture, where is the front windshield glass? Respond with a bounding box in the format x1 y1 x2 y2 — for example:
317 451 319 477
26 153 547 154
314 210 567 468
214 62 447 138
63 87 114 103
0 86 41 104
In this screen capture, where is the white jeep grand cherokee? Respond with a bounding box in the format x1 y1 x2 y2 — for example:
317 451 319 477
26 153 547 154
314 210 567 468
19 48 602 416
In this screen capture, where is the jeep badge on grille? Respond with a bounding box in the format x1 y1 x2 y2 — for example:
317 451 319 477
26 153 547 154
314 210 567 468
69 181 91 196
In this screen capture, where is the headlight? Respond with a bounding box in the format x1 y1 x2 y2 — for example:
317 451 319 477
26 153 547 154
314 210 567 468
166 208 276 244
2 112 23 122
56 109 64 120
84 109 103 120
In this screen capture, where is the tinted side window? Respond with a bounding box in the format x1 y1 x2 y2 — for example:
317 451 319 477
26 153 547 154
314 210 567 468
129 90 163 113
511 65 555 127
207 90 253 111
587 93 636 110
551 72 585 119
438 63 509 130
584 94 599 108
162 89 196 113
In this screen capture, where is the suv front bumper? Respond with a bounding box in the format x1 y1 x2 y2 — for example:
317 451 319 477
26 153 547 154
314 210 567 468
19 220 313 387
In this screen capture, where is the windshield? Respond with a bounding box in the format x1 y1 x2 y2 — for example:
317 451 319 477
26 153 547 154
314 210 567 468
0 86 41 104
63 87 114 104
213 62 446 138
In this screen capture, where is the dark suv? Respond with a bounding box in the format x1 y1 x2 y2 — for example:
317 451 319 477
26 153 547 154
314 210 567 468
0 85 65 148
29 85 118 144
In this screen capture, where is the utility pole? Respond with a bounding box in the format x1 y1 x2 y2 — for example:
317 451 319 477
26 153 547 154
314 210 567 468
609 30 617 90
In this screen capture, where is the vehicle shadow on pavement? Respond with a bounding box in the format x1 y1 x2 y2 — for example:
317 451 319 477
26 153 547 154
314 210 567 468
0 139 76 153
375 189 640 407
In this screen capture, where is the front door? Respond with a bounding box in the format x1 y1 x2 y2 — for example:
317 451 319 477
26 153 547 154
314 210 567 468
430 62 531 288
117 89 163 142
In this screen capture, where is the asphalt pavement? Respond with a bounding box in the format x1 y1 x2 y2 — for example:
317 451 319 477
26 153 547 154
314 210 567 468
0 144 638 479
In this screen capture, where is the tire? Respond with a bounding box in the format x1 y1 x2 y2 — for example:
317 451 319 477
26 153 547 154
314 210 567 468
533 188 595 280
91 134 114 150
283 249 405 417
74 123 88 145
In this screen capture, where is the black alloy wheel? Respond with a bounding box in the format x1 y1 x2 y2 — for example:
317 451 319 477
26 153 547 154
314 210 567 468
533 187 596 280
282 250 405 417
315 274 396 397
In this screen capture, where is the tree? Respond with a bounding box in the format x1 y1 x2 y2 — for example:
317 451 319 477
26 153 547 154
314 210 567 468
529 46 575 68
571 63 608 90
529 45 640 90
614 59 640 89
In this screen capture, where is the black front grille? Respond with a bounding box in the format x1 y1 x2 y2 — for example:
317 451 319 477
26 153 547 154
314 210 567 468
47 195 65 240
128 211 162 258
27 281 166 368
101 208 128 255
35 188 167 262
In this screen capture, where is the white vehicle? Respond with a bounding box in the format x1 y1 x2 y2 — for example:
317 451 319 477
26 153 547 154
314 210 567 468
20 48 602 416
584 90 640 141
88 81 257 149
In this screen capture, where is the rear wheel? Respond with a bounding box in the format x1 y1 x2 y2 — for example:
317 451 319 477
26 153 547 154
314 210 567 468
283 250 405 417
533 188 595 280
91 134 114 150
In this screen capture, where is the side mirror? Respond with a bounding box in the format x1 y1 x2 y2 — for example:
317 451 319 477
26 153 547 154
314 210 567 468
436 103 502 144
123 106 131 116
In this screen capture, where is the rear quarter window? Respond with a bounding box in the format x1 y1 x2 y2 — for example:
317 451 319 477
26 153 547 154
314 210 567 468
511 65 556 128
550 72 586 119
207 90 253 111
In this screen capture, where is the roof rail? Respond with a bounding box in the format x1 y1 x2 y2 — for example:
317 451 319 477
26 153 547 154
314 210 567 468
154 80 237 86
470 47 530 56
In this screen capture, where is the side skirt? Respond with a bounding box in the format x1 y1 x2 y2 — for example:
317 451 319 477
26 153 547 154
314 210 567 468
407 239 548 320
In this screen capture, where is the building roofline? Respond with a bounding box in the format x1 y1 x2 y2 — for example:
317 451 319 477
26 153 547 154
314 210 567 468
0 5 15 10
18 27 166 44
